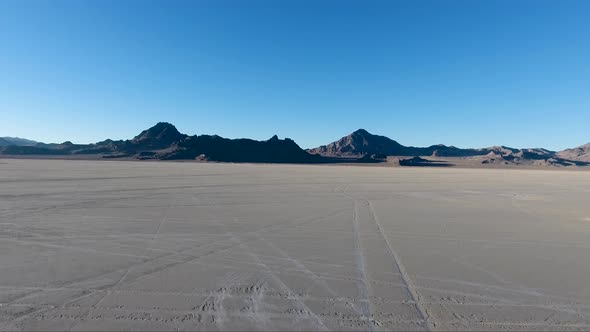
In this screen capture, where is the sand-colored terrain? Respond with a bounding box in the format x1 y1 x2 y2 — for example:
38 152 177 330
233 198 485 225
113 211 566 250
1 159 590 331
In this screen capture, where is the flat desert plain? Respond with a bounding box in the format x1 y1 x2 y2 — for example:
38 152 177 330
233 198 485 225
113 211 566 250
1 159 590 331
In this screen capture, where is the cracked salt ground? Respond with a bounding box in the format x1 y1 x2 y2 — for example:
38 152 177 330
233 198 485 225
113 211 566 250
1 159 590 331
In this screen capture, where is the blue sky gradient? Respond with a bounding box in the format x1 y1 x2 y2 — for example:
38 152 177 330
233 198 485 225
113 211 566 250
1 0 589 149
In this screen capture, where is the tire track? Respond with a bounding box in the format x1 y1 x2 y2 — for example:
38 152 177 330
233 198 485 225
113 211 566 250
107 207 170 290
257 236 368 323
0 288 100 331
352 200 378 331
115 209 347 290
367 199 434 331
21 207 341 299
79 207 173 325
197 272 245 329
0 236 234 315
5 199 345 306
1 187 362 329
335 185 378 331
336 185 431 330
225 226 328 331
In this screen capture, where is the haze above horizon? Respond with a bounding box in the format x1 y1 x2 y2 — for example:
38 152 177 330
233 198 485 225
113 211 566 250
2 0 589 150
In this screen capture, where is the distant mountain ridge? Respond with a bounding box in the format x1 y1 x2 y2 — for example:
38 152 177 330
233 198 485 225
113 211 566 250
0 137 39 147
307 129 503 157
307 129 588 166
161 134 323 163
307 129 484 157
0 122 325 164
556 143 590 162
1 124 589 166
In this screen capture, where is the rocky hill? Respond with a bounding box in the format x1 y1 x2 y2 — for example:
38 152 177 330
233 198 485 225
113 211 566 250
0 137 39 146
307 129 406 157
131 122 187 148
557 143 590 162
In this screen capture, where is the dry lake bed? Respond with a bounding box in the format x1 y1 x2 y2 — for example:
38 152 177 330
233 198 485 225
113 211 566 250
1 159 590 331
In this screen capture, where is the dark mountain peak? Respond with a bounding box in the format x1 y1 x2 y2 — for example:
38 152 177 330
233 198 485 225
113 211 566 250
347 129 396 144
307 129 404 157
132 122 186 148
269 135 279 141
134 122 180 139
351 128 371 136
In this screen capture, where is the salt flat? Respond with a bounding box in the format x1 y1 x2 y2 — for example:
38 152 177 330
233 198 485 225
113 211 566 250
1 159 590 331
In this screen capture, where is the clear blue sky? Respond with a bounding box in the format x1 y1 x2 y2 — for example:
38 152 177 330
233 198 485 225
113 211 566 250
1 0 589 150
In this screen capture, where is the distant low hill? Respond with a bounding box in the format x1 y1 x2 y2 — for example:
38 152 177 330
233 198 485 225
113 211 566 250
0 137 39 147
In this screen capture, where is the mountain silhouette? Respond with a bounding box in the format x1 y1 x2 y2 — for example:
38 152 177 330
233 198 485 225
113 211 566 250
160 134 322 163
308 129 557 159
0 123 326 163
131 122 187 148
307 129 406 156
1 124 588 166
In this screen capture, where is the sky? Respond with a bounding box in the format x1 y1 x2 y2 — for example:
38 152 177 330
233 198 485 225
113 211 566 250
1 0 589 150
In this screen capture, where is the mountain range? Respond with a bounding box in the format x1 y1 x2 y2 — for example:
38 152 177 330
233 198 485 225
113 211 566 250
1 122 589 167
307 129 589 167
0 123 324 163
